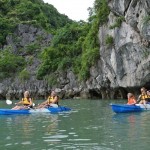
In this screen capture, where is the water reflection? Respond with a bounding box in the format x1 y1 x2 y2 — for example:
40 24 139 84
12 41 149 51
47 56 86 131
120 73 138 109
111 112 150 150
45 115 58 135
1 100 150 150
112 113 142 124
0 114 61 149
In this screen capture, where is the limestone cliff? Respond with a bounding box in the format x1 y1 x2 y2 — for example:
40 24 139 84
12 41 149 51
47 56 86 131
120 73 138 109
95 0 150 98
0 0 150 100
54 0 150 99
55 0 150 99
0 24 52 99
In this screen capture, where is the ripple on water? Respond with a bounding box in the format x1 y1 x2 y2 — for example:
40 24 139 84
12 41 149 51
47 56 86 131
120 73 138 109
55 143 114 150
68 132 76 135
21 141 31 145
43 135 68 139
6 136 11 140
68 139 91 141
2 100 150 150
43 139 61 142
5 143 12 146
59 130 66 132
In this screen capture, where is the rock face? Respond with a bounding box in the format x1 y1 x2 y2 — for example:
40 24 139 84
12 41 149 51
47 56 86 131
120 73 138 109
0 0 150 100
5 24 52 55
0 24 53 100
56 0 150 99
97 0 150 98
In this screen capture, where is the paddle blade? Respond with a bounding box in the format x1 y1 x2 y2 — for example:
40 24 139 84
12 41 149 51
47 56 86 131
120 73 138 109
6 99 13 105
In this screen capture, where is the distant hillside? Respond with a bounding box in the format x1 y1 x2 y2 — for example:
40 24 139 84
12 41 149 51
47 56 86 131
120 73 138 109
0 0 72 46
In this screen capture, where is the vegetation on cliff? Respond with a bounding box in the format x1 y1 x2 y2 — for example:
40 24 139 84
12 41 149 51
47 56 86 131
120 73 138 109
1 0 110 81
37 0 110 80
0 0 72 79
0 0 72 46
0 48 25 80
36 21 90 79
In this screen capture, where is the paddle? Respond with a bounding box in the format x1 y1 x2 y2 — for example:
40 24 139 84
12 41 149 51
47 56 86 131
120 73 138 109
6 99 35 107
143 103 147 110
6 99 13 105
32 103 35 107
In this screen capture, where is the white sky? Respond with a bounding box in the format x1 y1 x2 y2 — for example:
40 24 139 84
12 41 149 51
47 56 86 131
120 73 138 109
43 0 95 21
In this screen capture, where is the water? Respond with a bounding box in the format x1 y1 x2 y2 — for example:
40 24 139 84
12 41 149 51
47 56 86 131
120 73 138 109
0 99 150 150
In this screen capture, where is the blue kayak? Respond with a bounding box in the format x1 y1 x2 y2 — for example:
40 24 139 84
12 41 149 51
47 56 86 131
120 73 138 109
0 106 71 115
110 104 150 113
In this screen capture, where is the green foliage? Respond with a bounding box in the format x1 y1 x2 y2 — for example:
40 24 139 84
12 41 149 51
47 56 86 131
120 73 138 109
95 0 110 26
19 68 30 81
37 0 110 81
0 48 25 79
37 22 89 79
0 0 72 45
0 0 110 82
143 15 150 25
0 17 16 45
79 48 99 79
79 0 110 80
36 35 44 42
25 43 39 55
44 74 58 86
27 56 34 65
105 35 114 46
142 48 150 59
109 16 125 29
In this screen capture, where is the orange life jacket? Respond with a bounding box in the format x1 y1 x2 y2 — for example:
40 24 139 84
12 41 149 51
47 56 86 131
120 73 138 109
127 97 136 105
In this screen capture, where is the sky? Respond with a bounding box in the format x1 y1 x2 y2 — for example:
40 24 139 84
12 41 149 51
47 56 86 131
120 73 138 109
43 0 95 21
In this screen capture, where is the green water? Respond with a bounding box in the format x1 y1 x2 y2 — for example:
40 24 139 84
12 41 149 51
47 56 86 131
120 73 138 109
0 99 150 150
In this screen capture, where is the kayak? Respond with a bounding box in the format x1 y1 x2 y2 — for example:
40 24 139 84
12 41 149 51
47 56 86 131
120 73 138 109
0 106 71 115
110 104 150 113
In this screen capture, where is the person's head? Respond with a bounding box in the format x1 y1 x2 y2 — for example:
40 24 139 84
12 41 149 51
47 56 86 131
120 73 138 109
24 91 30 98
127 93 134 99
147 90 150 96
140 87 147 94
50 91 56 97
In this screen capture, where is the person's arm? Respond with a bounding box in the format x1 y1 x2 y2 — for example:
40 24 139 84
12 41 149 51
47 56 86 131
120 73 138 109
136 95 141 103
133 98 137 104
40 100 48 106
16 100 23 105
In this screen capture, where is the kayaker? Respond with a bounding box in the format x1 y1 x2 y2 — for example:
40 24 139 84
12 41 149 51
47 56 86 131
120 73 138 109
146 90 150 103
137 87 149 104
37 91 59 108
127 93 136 105
12 91 33 110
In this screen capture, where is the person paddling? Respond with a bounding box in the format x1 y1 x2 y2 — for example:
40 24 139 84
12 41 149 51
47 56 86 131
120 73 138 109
127 93 136 105
37 91 59 108
12 91 33 110
146 90 150 103
138 87 149 104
